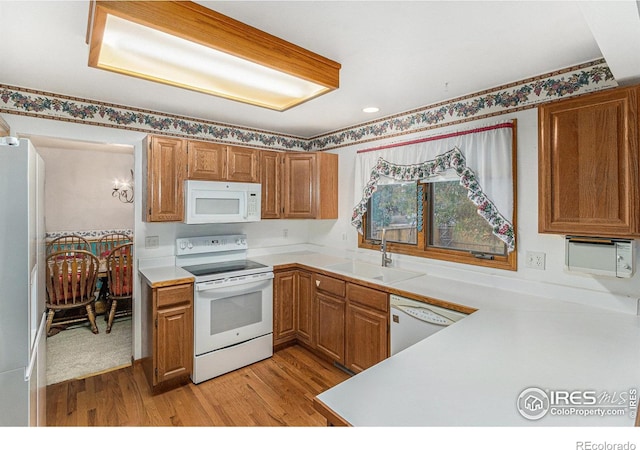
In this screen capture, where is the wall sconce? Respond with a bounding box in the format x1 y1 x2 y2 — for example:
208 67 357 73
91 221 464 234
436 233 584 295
86 1 340 111
112 169 134 204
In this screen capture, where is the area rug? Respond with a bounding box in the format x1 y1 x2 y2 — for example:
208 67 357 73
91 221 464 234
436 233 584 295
46 317 132 385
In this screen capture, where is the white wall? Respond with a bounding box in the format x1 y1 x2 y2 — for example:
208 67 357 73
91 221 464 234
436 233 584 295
38 144 134 233
308 109 640 314
6 106 640 361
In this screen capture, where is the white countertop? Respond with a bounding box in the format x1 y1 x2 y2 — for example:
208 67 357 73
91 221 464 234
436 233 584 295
251 251 640 426
139 251 640 426
138 265 194 287
317 308 640 426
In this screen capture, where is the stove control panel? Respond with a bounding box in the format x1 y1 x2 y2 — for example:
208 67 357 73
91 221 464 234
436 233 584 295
176 234 248 255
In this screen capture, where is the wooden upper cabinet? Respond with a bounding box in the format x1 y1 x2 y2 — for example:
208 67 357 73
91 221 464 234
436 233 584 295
260 150 282 219
227 146 260 182
144 136 187 222
283 152 338 219
187 143 259 182
539 85 640 237
187 141 227 180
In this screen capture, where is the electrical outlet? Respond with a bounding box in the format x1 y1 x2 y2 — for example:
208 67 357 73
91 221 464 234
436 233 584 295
145 235 159 249
525 251 546 270
282 229 288 238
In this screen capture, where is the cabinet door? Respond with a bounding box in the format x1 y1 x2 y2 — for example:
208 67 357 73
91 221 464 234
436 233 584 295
156 303 193 383
345 303 388 373
227 146 260 182
539 86 639 236
260 151 282 218
273 271 297 346
187 141 227 180
146 136 187 222
296 270 315 347
316 292 345 364
284 153 317 218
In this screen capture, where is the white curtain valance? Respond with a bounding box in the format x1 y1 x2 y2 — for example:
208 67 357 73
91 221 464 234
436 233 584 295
352 121 515 252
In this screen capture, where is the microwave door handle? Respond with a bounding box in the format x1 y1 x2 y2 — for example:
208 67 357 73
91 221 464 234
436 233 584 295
243 191 248 220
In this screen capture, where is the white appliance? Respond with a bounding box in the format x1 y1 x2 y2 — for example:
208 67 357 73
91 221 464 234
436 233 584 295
390 294 467 356
184 180 261 224
565 236 634 278
175 234 273 384
0 138 47 426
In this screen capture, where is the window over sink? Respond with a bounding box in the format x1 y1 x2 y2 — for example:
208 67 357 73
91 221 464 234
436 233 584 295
355 121 517 270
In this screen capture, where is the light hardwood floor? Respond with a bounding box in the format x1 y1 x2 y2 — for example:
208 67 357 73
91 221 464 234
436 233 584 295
46 345 350 426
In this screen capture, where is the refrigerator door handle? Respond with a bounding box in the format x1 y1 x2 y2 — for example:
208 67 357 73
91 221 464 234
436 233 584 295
25 312 46 382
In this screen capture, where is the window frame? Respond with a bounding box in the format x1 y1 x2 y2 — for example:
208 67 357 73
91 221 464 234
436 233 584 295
358 122 518 271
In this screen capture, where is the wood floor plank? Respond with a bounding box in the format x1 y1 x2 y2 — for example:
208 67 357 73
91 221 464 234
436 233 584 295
47 345 349 427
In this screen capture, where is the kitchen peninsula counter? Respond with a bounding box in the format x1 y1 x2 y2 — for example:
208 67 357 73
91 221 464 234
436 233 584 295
250 250 640 426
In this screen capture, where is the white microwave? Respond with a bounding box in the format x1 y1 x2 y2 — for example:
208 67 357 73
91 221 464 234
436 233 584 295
184 180 262 224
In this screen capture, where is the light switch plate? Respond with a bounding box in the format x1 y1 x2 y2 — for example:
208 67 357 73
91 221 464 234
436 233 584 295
145 235 159 249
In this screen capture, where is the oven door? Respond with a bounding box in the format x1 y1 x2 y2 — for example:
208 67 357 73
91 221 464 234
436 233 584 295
194 275 273 356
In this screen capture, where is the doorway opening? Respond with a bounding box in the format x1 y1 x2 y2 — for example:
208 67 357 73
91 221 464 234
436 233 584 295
28 134 135 385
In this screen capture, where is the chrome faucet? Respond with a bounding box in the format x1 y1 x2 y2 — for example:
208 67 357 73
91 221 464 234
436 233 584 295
381 228 392 267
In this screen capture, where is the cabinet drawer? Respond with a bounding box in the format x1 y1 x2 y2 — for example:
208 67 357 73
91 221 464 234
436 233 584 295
314 274 346 298
347 283 388 312
156 283 193 308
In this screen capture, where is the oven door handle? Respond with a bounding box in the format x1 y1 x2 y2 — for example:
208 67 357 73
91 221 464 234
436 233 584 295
195 275 273 293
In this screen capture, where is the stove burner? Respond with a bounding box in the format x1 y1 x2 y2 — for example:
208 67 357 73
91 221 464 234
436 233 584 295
182 259 268 277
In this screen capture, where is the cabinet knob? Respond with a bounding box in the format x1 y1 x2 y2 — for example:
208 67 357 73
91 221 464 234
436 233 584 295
315 280 320 287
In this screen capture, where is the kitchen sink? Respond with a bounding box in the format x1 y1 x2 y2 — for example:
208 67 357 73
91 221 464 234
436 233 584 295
324 260 423 285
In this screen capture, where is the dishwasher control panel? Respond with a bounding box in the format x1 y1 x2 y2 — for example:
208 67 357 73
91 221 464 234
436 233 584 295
394 305 453 325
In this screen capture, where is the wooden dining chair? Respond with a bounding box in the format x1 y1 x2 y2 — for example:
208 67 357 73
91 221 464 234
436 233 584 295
46 235 91 256
105 243 133 334
45 250 100 337
97 233 131 258
95 233 131 307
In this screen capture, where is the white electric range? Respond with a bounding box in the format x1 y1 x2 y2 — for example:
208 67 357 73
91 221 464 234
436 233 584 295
175 234 273 384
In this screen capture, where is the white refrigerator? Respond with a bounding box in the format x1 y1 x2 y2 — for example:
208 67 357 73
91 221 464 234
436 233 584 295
0 137 47 426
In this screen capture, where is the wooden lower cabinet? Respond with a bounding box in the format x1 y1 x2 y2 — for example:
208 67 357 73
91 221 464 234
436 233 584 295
141 281 193 393
345 303 388 373
295 270 315 347
273 269 317 348
273 267 388 372
316 292 346 364
273 270 297 347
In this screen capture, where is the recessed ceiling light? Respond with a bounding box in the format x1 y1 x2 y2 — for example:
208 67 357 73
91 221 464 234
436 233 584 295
363 107 380 113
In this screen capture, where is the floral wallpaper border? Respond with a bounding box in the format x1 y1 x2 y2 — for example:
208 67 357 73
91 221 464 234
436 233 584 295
45 229 133 241
310 59 616 150
0 59 616 152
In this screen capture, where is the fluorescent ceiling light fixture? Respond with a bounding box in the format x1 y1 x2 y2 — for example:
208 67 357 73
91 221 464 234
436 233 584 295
87 1 341 111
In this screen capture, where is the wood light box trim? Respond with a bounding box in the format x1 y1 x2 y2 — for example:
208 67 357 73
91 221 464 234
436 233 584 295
87 1 341 109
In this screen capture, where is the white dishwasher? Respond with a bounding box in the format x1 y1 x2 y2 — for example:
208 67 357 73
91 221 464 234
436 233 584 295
390 294 468 355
